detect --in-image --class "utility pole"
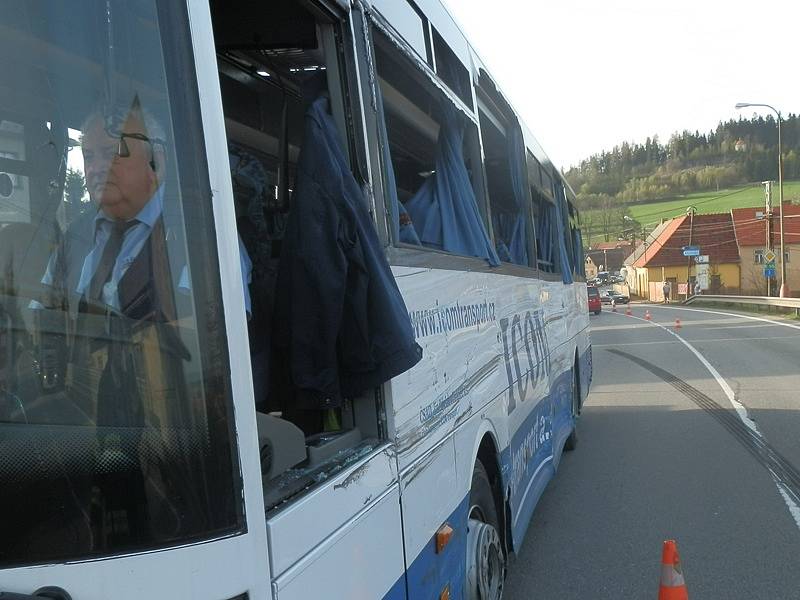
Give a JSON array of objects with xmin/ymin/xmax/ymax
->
[
  {"xmin": 778, "ymin": 113, "xmax": 787, "ymax": 297},
  {"xmin": 686, "ymin": 206, "xmax": 696, "ymax": 300},
  {"xmin": 736, "ymin": 102, "xmax": 788, "ymax": 296},
  {"xmin": 764, "ymin": 180, "xmax": 774, "ymax": 296}
]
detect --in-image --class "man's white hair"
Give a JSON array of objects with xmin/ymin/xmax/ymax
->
[{"xmin": 81, "ymin": 96, "xmax": 167, "ymax": 142}]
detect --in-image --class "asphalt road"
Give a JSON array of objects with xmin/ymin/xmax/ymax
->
[{"xmin": 504, "ymin": 304, "xmax": 800, "ymax": 599}]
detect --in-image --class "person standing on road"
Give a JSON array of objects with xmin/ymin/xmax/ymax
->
[
  {"xmin": 694, "ymin": 280, "xmax": 701, "ymax": 296},
  {"xmin": 662, "ymin": 281, "xmax": 671, "ymax": 304}
]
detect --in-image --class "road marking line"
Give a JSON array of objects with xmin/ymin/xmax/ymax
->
[
  {"xmin": 594, "ymin": 335, "xmax": 799, "ymax": 348},
  {"xmin": 611, "ymin": 311, "xmax": 800, "ymax": 531},
  {"xmin": 646, "ymin": 304, "xmax": 800, "ymax": 332}
]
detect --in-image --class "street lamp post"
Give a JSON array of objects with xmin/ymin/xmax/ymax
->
[
  {"xmin": 736, "ymin": 102, "xmax": 788, "ymax": 297},
  {"xmin": 686, "ymin": 206, "xmax": 696, "ymax": 299}
]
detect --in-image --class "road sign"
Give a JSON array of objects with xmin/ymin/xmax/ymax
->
[
  {"xmin": 682, "ymin": 246, "xmax": 700, "ymax": 257},
  {"xmin": 764, "ymin": 266, "xmax": 776, "ymax": 278},
  {"xmin": 695, "ymin": 255, "xmax": 709, "ymax": 264},
  {"xmin": 764, "ymin": 250, "xmax": 776, "ymax": 263}
]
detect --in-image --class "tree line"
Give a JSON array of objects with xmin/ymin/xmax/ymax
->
[{"xmin": 567, "ymin": 114, "xmax": 800, "ymax": 209}]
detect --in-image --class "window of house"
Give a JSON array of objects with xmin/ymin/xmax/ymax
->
[
  {"xmin": 754, "ymin": 249, "xmax": 765, "ymax": 264},
  {"xmin": 374, "ymin": 28, "xmax": 498, "ymax": 265}
]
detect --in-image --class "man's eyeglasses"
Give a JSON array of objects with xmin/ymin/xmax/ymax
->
[
  {"xmin": 117, "ymin": 132, "xmax": 155, "ymax": 159},
  {"xmin": 82, "ymin": 131, "xmax": 163, "ymax": 168}
]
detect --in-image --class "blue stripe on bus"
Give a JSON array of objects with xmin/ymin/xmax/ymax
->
[
  {"xmin": 381, "ymin": 495, "xmax": 469, "ymax": 600},
  {"xmin": 384, "ymin": 347, "xmax": 593, "ymax": 598},
  {"xmin": 500, "ymin": 364, "xmax": 575, "ymax": 550},
  {"xmin": 579, "ymin": 345, "xmax": 593, "ymax": 407},
  {"xmin": 381, "ymin": 573, "xmax": 407, "ymax": 600}
]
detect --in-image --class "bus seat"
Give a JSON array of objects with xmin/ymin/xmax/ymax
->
[{"xmin": 256, "ymin": 411, "xmax": 307, "ymax": 480}]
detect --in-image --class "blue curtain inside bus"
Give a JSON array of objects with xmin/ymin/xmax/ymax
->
[
  {"xmin": 504, "ymin": 123, "xmax": 529, "ymax": 265},
  {"xmin": 404, "ymin": 104, "xmax": 500, "ymax": 266},
  {"xmin": 375, "ymin": 82, "xmax": 422, "ymax": 246},
  {"xmin": 573, "ymin": 228, "xmax": 585, "ymax": 277},
  {"xmin": 553, "ymin": 186, "xmax": 574, "ymax": 284},
  {"xmin": 536, "ymin": 202, "xmax": 555, "ymax": 271}
]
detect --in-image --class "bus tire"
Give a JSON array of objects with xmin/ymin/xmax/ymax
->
[
  {"xmin": 564, "ymin": 365, "xmax": 579, "ymax": 452},
  {"xmin": 466, "ymin": 460, "xmax": 505, "ymax": 600}
]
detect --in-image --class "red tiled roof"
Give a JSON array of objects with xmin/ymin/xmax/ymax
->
[
  {"xmin": 629, "ymin": 213, "xmax": 740, "ymax": 268},
  {"xmin": 731, "ymin": 204, "xmax": 800, "ymax": 246},
  {"xmin": 627, "ymin": 217, "xmax": 683, "ymax": 267}
]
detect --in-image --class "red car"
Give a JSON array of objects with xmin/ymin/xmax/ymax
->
[{"xmin": 587, "ymin": 285, "xmax": 601, "ymax": 315}]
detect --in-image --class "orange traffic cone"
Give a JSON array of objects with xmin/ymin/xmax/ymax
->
[
  {"xmin": 612, "ymin": 304, "xmax": 618, "ymax": 312},
  {"xmin": 645, "ymin": 309, "xmax": 652, "ymax": 320},
  {"xmin": 625, "ymin": 306, "xmax": 632, "ymax": 316},
  {"xmin": 675, "ymin": 318, "xmax": 682, "ymax": 329},
  {"xmin": 658, "ymin": 540, "xmax": 688, "ymax": 600}
]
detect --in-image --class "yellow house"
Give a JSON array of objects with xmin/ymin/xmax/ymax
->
[
  {"xmin": 732, "ymin": 205, "xmax": 800, "ymax": 296},
  {"xmin": 624, "ymin": 213, "xmax": 741, "ymax": 300}
]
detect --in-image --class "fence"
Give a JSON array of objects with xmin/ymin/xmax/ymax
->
[{"xmin": 684, "ymin": 294, "xmax": 800, "ymax": 316}]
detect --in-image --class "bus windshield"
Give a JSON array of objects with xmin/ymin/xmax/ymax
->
[{"xmin": 0, "ymin": 0, "xmax": 243, "ymax": 567}]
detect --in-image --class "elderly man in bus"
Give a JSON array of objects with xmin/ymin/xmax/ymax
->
[
  {"xmin": 37, "ymin": 96, "xmax": 252, "ymax": 422},
  {"xmin": 28, "ymin": 96, "xmax": 256, "ymax": 545}
]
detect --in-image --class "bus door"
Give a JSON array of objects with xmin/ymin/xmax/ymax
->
[
  {"xmin": 209, "ymin": 1, "xmax": 405, "ymax": 598},
  {"xmin": 0, "ymin": 1, "xmax": 269, "ymax": 598}
]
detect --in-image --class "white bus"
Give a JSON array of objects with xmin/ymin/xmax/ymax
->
[{"xmin": 0, "ymin": 1, "xmax": 591, "ymax": 599}]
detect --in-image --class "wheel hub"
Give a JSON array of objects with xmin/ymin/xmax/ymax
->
[{"xmin": 466, "ymin": 517, "xmax": 505, "ymax": 600}]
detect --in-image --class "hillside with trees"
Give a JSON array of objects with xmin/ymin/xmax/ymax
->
[{"xmin": 566, "ymin": 114, "xmax": 800, "ymax": 242}]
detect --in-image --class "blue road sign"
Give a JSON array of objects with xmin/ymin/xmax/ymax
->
[
  {"xmin": 764, "ymin": 266, "xmax": 776, "ymax": 278},
  {"xmin": 682, "ymin": 246, "xmax": 700, "ymax": 257}
]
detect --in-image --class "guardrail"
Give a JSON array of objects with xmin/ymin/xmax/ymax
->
[{"xmin": 684, "ymin": 294, "xmax": 800, "ymax": 315}]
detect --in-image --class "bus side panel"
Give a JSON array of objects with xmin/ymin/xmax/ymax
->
[
  {"xmin": 271, "ymin": 485, "xmax": 406, "ymax": 600},
  {"xmin": 577, "ymin": 325, "xmax": 593, "ymax": 409},
  {"xmin": 550, "ymin": 362, "xmax": 576, "ymax": 468},
  {"xmin": 567, "ymin": 281, "xmax": 591, "ymax": 345},
  {"xmin": 399, "ymin": 437, "xmax": 467, "ymax": 600},
  {"xmin": 399, "ymin": 393, "xmax": 509, "ymax": 600},
  {"xmin": 500, "ymin": 279, "xmax": 583, "ymax": 550},
  {"xmin": 390, "ymin": 266, "xmax": 511, "ymax": 471}
]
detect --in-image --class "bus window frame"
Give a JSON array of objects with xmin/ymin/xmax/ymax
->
[
  {"xmin": 215, "ymin": 0, "xmax": 396, "ymax": 492},
  {"xmin": 372, "ymin": 11, "xmax": 539, "ymax": 279},
  {"xmin": 475, "ymin": 76, "xmax": 537, "ymax": 270}
]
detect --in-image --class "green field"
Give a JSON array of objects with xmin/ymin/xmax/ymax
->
[{"xmin": 627, "ymin": 181, "xmax": 800, "ymax": 225}]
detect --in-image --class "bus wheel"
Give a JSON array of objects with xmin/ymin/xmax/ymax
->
[
  {"xmin": 564, "ymin": 365, "xmax": 579, "ymax": 451},
  {"xmin": 466, "ymin": 460, "xmax": 505, "ymax": 600}
]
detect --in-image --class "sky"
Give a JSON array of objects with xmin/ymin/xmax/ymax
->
[{"xmin": 446, "ymin": 0, "xmax": 800, "ymax": 171}]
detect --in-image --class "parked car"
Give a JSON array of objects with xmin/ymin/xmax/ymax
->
[
  {"xmin": 600, "ymin": 290, "xmax": 630, "ymax": 304},
  {"xmin": 587, "ymin": 285, "xmax": 602, "ymax": 315}
]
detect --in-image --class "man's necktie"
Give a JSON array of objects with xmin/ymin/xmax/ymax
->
[{"xmin": 88, "ymin": 219, "xmax": 138, "ymax": 304}]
